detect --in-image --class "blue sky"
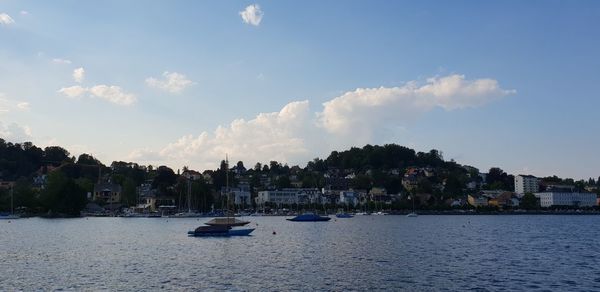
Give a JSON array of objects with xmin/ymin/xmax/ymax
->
[{"xmin": 1, "ymin": 1, "xmax": 599, "ymax": 179}]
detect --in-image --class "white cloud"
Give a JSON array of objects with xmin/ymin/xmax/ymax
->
[
  {"xmin": 129, "ymin": 101, "xmax": 313, "ymax": 169},
  {"xmin": 89, "ymin": 85, "xmax": 136, "ymax": 105},
  {"xmin": 0, "ymin": 13, "xmax": 15, "ymax": 25},
  {"xmin": 0, "ymin": 94, "xmax": 32, "ymax": 112},
  {"xmin": 73, "ymin": 67, "xmax": 85, "ymax": 83},
  {"xmin": 58, "ymin": 85, "xmax": 87, "ymax": 98},
  {"xmin": 0, "ymin": 122, "xmax": 32, "ymax": 142},
  {"xmin": 318, "ymin": 74, "xmax": 515, "ymax": 138},
  {"xmin": 239, "ymin": 4, "xmax": 263, "ymax": 26},
  {"xmin": 145, "ymin": 71, "xmax": 194, "ymax": 93},
  {"xmin": 52, "ymin": 58, "xmax": 72, "ymax": 65},
  {"xmin": 16, "ymin": 102, "xmax": 30, "ymax": 111},
  {"xmin": 127, "ymin": 74, "xmax": 514, "ymax": 170},
  {"xmin": 58, "ymin": 85, "xmax": 136, "ymax": 106},
  {"xmin": 20, "ymin": 11, "xmax": 29, "ymax": 16}
]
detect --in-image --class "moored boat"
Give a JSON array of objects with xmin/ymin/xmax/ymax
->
[
  {"xmin": 287, "ymin": 212, "xmax": 331, "ymax": 222},
  {"xmin": 335, "ymin": 213, "xmax": 354, "ymax": 218},
  {"xmin": 205, "ymin": 217, "xmax": 250, "ymax": 227},
  {"xmin": 187, "ymin": 225, "xmax": 255, "ymax": 237}
]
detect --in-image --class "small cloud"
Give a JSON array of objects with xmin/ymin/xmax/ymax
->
[
  {"xmin": 73, "ymin": 67, "xmax": 85, "ymax": 83},
  {"xmin": 20, "ymin": 11, "xmax": 29, "ymax": 16},
  {"xmin": 145, "ymin": 71, "xmax": 194, "ymax": 93},
  {"xmin": 52, "ymin": 58, "xmax": 72, "ymax": 65},
  {"xmin": 17, "ymin": 102, "xmax": 30, "ymax": 111},
  {"xmin": 239, "ymin": 4, "xmax": 263, "ymax": 26},
  {"xmin": 58, "ymin": 85, "xmax": 136, "ymax": 106},
  {"xmin": 0, "ymin": 94, "xmax": 31, "ymax": 112},
  {"xmin": 58, "ymin": 85, "xmax": 87, "ymax": 98},
  {"xmin": 0, "ymin": 13, "xmax": 15, "ymax": 25},
  {"xmin": 89, "ymin": 85, "xmax": 136, "ymax": 106},
  {"xmin": 0, "ymin": 121, "xmax": 32, "ymax": 142}
]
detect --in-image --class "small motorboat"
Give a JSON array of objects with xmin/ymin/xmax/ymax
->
[{"xmin": 287, "ymin": 212, "xmax": 331, "ymax": 222}]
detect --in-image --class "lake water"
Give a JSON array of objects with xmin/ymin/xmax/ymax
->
[{"xmin": 2, "ymin": 215, "xmax": 600, "ymax": 291}]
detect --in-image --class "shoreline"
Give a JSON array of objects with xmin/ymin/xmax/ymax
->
[{"xmin": 7, "ymin": 210, "xmax": 600, "ymax": 219}]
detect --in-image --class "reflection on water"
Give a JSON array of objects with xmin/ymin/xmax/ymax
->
[{"xmin": 2, "ymin": 215, "xmax": 600, "ymax": 290}]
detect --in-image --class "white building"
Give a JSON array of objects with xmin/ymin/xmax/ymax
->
[
  {"xmin": 255, "ymin": 188, "xmax": 321, "ymax": 206},
  {"xmin": 514, "ymin": 175, "xmax": 539, "ymax": 195},
  {"xmin": 534, "ymin": 192, "xmax": 597, "ymax": 207},
  {"xmin": 221, "ymin": 187, "xmax": 251, "ymax": 206},
  {"xmin": 339, "ymin": 191, "xmax": 359, "ymax": 207}
]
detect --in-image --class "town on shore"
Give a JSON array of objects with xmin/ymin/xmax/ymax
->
[{"xmin": 1, "ymin": 139, "xmax": 599, "ymax": 218}]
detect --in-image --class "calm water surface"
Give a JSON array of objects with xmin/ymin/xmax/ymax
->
[{"xmin": 2, "ymin": 215, "xmax": 600, "ymax": 291}]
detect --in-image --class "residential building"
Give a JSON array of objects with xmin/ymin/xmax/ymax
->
[
  {"xmin": 339, "ymin": 191, "xmax": 359, "ymax": 206},
  {"xmin": 221, "ymin": 186, "xmax": 251, "ymax": 206},
  {"xmin": 93, "ymin": 181, "xmax": 122, "ymax": 203},
  {"xmin": 255, "ymin": 188, "xmax": 321, "ymax": 206},
  {"xmin": 514, "ymin": 175, "xmax": 539, "ymax": 194},
  {"xmin": 0, "ymin": 181, "xmax": 15, "ymax": 190},
  {"xmin": 488, "ymin": 192, "xmax": 519, "ymax": 208},
  {"xmin": 369, "ymin": 187, "xmax": 390, "ymax": 203},
  {"xmin": 534, "ymin": 192, "xmax": 597, "ymax": 207},
  {"xmin": 181, "ymin": 170, "xmax": 202, "ymax": 181},
  {"xmin": 468, "ymin": 194, "xmax": 489, "ymax": 207}
]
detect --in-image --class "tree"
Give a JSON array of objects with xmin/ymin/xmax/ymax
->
[
  {"xmin": 220, "ymin": 160, "xmax": 228, "ymax": 171},
  {"xmin": 236, "ymin": 161, "xmax": 245, "ymax": 169},
  {"xmin": 41, "ymin": 171, "xmax": 87, "ymax": 216},
  {"xmin": 269, "ymin": 161, "xmax": 281, "ymax": 174},
  {"xmin": 521, "ymin": 193, "xmax": 538, "ymax": 210},
  {"xmin": 44, "ymin": 146, "xmax": 70, "ymax": 164},
  {"xmin": 76, "ymin": 153, "xmax": 102, "ymax": 166},
  {"xmin": 121, "ymin": 178, "xmax": 137, "ymax": 206},
  {"xmin": 275, "ymin": 176, "xmax": 291, "ymax": 189},
  {"xmin": 152, "ymin": 166, "xmax": 177, "ymax": 194}
]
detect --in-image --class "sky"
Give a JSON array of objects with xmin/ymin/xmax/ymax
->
[{"xmin": 1, "ymin": 1, "xmax": 599, "ymax": 180}]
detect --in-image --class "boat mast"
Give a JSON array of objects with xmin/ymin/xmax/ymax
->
[
  {"xmin": 225, "ymin": 154, "xmax": 230, "ymax": 220},
  {"xmin": 10, "ymin": 186, "xmax": 14, "ymax": 215},
  {"xmin": 187, "ymin": 178, "xmax": 192, "ymax": 213}
]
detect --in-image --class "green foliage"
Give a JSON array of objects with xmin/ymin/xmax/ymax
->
[
  {"xmin": 152, "ymin": 166, "xmax": 177, "ymax": 194},
  {"xmin": 75, "ymin": 177, "xmax": 94, "ymax": 193},
  {"xmin": 76, "ymin": 153, "xmax": 102, "ymax": 166},
  {"xmin": 275, "ymin": 175, "xmax": 291, "ymax": 189},
  {"xmin": 41, "ymin": 171, "xmax": 87, "ymax": 216},
  {"xmin": 350, "ymin": 174, "xmax": 372, "ymax": 190},
  {"xmin": 485, "ymin": 167, "xmax": 514, "ymax": 190},
  {"xmin": 121, "ymin": 178, "xmax": 137, "ymax": 206},
  {"xmin": 521, "ymin": 193, "xmax": 538, "ymax": 210},
  {"xmin": 13, "ymin": 178, "xmax": 39, "ymax": 209},
  {"xmin": 43, "ymin": 146, "xmax": 71, "ymax": 164}
]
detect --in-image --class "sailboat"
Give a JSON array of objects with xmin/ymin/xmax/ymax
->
[
  {"xmin": 188, "ymin": 155, "xmax": 254, "ymax": 236},
  {"xmin": 0, "ymin": 187, "xmax": 20, "ymax": 220},
  {"xmin": 406, "ymin": 195, "xmax": 418, "ymax": 217},
  {"xmin": 174, "ymin": 179, "xmax": 203, "ymax": 217}
]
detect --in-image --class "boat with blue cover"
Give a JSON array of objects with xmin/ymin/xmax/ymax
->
[
  {"xmin": 287, "ymin": 212, "xmax": 331, "ymax": 222},
  {"xmin": 187, "ymin": 225, "xmax": 255, "ymax": 237}
]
